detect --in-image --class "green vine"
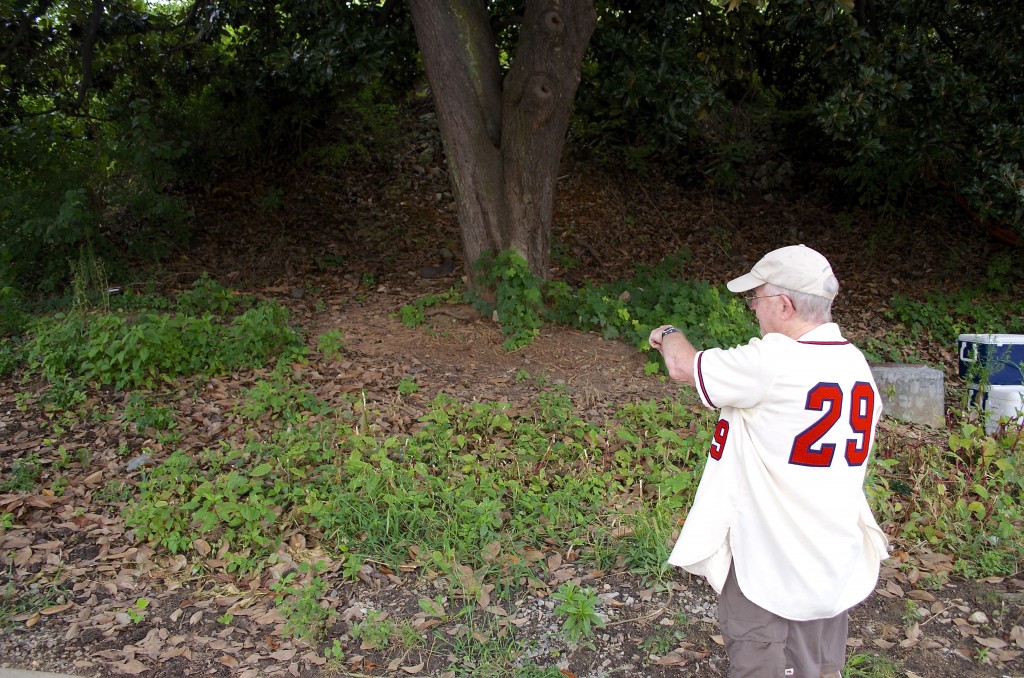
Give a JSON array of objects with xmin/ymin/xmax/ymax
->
[{"xmin": 468, "ymin": 250, "xmax": 544, "ymax": 351}]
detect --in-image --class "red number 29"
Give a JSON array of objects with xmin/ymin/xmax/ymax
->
[{"xmin": 790, "ymin": 382, "xmax": 875, "ymax": 467}]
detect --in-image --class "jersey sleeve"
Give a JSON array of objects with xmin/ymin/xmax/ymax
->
[{"xmin": 693, "ymin": 338, "xmax": 774, "ymax": 410}]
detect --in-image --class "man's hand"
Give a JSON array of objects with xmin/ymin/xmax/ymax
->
[
  {"xmin": 650, "ymin": 324, "xmax": 697, "ymax": 387},
  {"xmin": 649, "ymin": 325, "xmax": 676, "ymax": 352}
]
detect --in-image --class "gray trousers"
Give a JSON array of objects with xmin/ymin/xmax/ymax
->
[{"xmin": 718, "ymin": 564, "xmax": 848, "ymax": 678}]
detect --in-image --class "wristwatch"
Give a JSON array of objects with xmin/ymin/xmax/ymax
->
[{"xmin": 661, "ymin": 327, "xmax": 679, "ymax": 339}]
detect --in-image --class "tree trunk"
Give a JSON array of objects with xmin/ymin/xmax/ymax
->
[{"xmin": 408, "ymin": 0, "xmax": 596, "ymax": 281}]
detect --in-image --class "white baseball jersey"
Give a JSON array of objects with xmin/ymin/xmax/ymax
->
[{"xmin": 667, "ymin": 323, "xmax": 888, "ymax": 621}]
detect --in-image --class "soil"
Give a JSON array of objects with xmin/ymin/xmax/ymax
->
[{"xmin": 3, "ymin": 130, "xmax": 1024, "ymax": 678}]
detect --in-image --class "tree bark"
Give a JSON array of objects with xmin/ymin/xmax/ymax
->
[
  {"xmin": 503, "ymin": 1, "xmax": 595, "ymax": 277},
  {"xmin": 408, "ymin": 0, "xmax": 596, "ymax": 281}
]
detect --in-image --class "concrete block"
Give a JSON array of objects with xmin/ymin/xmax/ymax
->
[{"xmin": 870, "ymin": 363, "xmax": 945, "ymax": 428}]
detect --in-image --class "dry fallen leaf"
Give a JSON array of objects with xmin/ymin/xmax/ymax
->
[
  {"xmin": 1010, "ymin": 625, "xmax": 1024, "ymax": 648},
  {"xmin": 885, "ymin": 580, "xmax": 905, "ymax": 598},
  {"xmin": 40, "ymin": 603, "xmax": 73, "ymax": 615},
  {"xmin": 654, "ymin": 652, "xmax": 688, "ymax": 666},
  {"xmin": 976, "ymin": 636, "xmax": 1008, "ymax": 649},
  {"xmin": 13, "ymin": 546, "xmax": 32, "ymax": 567},
  {"xmin": 522, "ymin": 549, "xmax": 544, "ymax": 562},
  {"xmin": 953, "ymin": 618, "xmax": 979, "ymax": 636},
  {"xmin": 111, "ymin": 659, "xmax": 148, "ymax": 675},
  {"xmin": 482, "ymin": 540, "xmax": 501, "ymax": 563}
]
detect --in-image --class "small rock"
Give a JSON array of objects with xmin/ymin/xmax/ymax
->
[
  {"xmin": 969, "ymin": 611, "xmax": 989, "ymax": 624},
  {"xmin": 127, "ymin": 453, "xmax": 155, "ymax": 472}
]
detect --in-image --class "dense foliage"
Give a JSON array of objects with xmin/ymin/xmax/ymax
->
[
  {"xmin": 1, "ymin": 0, "xmax": 417, "ymax": 297},
  {"xmin": 1, "ymin": 0, "xmax": 1022, "ymax": 300}
]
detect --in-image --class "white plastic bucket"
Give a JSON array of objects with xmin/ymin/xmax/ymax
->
[{"xmin": 967, "ymin": 383, "xmax": 1024, "ymax": 435}]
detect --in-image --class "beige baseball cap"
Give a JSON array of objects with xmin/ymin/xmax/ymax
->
[{"xmin": 726, "ymin": 244, "xmax": 839, "ymax": 300}]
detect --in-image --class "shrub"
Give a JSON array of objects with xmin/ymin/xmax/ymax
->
[{"xmin": 25, "ymin": 291, "xmax": 300, "ymax": 390}]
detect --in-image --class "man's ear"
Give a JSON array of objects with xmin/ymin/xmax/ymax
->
[{"xmin": 780, "ymin": 295, "xmax": 797, "ymax": 319}]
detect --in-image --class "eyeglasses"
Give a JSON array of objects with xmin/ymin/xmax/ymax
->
[{"xmin": 744, "ymin": 293, "xmax": 785, "ymax": 309}]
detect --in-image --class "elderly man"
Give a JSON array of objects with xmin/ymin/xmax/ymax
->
[{"xmin": 649, "ymin": 244, "xmax": 888, "ymax": 678}]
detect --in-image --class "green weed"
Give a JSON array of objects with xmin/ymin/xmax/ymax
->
[
  {"xmin": 640, "ymin": 620, "xmax": 688, "ymax": 655},
  {"xmin": 0, "ymin": 284, "xmax": 28, "ymax": 336},
  {"xmin": 350, "ymin": 609, "xmax": 395, "ymax": 650},
  {"xmin": 843, "ymin": 651, "xmax": 900, "ymax": 678},
  {"xmin": 513, "ymin": 665, "xmax": 566, "ymax": 678},
  {"xmin": 122, "ymin": 392, "xmax": 177, "ymax": 432},
  {"xmin": 25, "ymin": 290, "xmax": 300, "ymax": 392},
  {"xmin": 0, "ymin": 338, "xmax": 24, "ymax": 377},
  {"xmin": 900, "ymin": 599, "xmax": 921, "ymax": 625},
  {"xmin": 69, "ymin": 245, "xmax": 111, "ymax": 311},
  {"xmin": 397, "ymin": 377, "xmax": 419, "ymax": 395},
  {"xmin": 95, "ymin": 480, "xmax": 134, "ymax": 504},
  {"xmin": 237, "ymin": 367, "xmax": 330, "ymax": 423},
  {"xmin": 40, "ymin": 378, "xmax": 88, "ymax": 412},
  {"xmin": 400, "ymin": 286, "xmax": 464, "ymax": 329},
  {"xmin": 614, "ymin": 502, "xmax": 675, "ymax": 583},
  {"xmin": 0, "ymin": 571, "xmax": 68, "ymax": 630},
  {"xmin": 400, "ymin": 303, "xmax": 425, "ymax": 327},
  {"xmin": 124, "ymin": 598, "xmax": 150, "ymax": 623},
  {"xmin": 868, "ymin": 419, "xmax": 1024, "ymax": 578},
  {"xmin": 174, "ymin": 274, "xmax": 246, "ymax": 316},
  {"xmin": 469, "ymin": 250, "xmax": 544, "ymax": 351},
  {"xmin": 551, "ymin": 581, "xmax": 606, "ymax": 643},
  {"xmin": 444, "ymin": 613, "xmax": 528, "ymax": 677},
  {"xmin": 315, "ymin": 329, "xmax": 346, "ymax": 359},
  {"xmin": 1, "ymin": 455, "xmax": 41, "ymax": 492},
  {"xmin": 545, "ymin": 252, "xmax": 758, "ymax": 356},
  {"xmin": 323, "ymin": 638, "xmax": 345, "ymax": 663},
  {"xmin": 272, "ymin": 563, "xmax": 337, "ymax": 642}
]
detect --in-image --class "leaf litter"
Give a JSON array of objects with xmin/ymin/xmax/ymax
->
[{"xmin": 3, "ymin": 160, "xmax": 1024, "ymax": 676}]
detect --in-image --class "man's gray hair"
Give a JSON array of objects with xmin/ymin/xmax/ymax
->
[{"xmin": 765, "ymin": 280, "xmax": 836, "ymax": 323}]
